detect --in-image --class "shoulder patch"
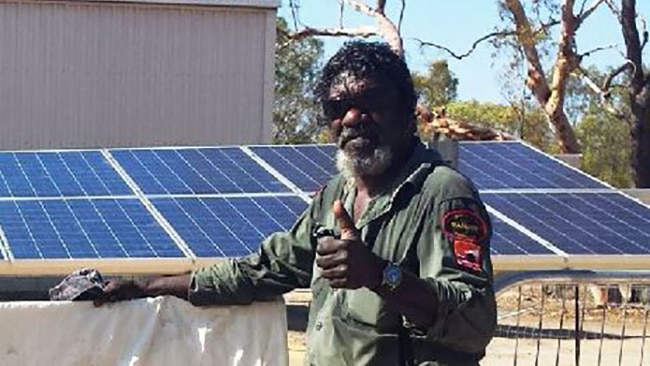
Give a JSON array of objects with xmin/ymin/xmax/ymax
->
[
  {"xmin": 441, "ymin": 209, "xmax": 488, "ymax": 242},
  {"xmin": 453, "ymin": 239, "xmax": 482, "ymax": 272}
]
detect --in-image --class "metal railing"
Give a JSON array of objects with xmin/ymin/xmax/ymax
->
[{"xmin": 484, "ymin": 270, "xmax": 650, "ymax": 366}]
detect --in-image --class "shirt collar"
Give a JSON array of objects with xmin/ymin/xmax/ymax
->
[{"xmin": 342, "ymin": 139, "xmax": 444, "ymax": 227}]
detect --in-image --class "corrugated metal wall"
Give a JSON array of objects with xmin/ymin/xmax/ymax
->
[{"xmin": 0, "ymin": 0, "xmax": 275, "ymax": 149}]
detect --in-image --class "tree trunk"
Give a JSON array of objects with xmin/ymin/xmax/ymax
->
[
  {"xmin": 544, "ymin": 105, "xmax": 581, "ymax": 153},
  {"xmin": 545, "ymin": 0, "xmax": 581, "ymax": 153},
  {"xmin": 527, "ymin": 75, "xmax": 581, "ymax": 153},
  {"xmin": 629, "ymin": 81, "xmax": 650, "ymax": 187},
  {"xmin": 621, "ymin": 0, "xmax": 650, "ymax": 187},
  {"xmin": 505, "ymin": 0, "xmax": 581, "ymax": 154}
]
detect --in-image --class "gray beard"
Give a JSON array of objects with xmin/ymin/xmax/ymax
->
[{"xmin": 336, "ymin": 145, "xmax": 393, "ymax": 180}]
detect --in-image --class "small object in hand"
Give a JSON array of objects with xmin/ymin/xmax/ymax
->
[
  {"xmin": 312, "ymin": 225, "xmax": 340, "ymax": 240},
  {"xmin": 49, "ymin": 268, "xmax": 107, "ymax": 301}
]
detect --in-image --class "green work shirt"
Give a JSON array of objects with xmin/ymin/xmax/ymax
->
[{"xmin": 188, "ymin": 142, "xmax": 496, "ymax": 366}]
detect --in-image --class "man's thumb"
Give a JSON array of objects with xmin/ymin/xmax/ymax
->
[{"xmin": 333, "ymin": 200, "xmax": 359, "ymax": 240}]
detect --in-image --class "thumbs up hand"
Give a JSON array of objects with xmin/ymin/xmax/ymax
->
[
  {"xmin": 333, "ymin": 199, "xmax": 360, "ymax": 241},
  {"xmin": 316, "ymin": 200, "xmax": 384, "ymax": 289}
]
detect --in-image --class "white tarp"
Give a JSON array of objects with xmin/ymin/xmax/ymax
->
[{"xmin": 0, "ymin": 296, "xmax": 288, "ymax": 366}]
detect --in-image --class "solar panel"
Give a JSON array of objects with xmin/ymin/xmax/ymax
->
[
  {"xmin": 249, "ymin": 145, "xmax": 337, "ymax": 193},
  {"xmin": 490, "ymin": 215, "xmax": 553, "ymax": 255},
  {"xmin": 110, "ymin": 148, "xmax": 291, "ymax": 195},
  {"xmin": 0, "ymin": 141, "xmax": 645, "ymax": 275},
  {"xmin": 459, "ymin": 142, "xmax": 607, "ymax": 190},
  {"xmin": 0, "ymin": 151, "xmax": 132, "ymax": 197},
  {"xmin": 152, "ymin": 195, "xmax": 308, "ymax": 258},
  {"xmin": 483, "ymin": 192, "xmax": 650, "ymax": 255},
  {"xmin": 0, "ymin": 198, "xmax": 182, "ymax": 259}
]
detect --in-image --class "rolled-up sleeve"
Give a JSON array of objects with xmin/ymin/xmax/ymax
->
[
  {"xmin": 188, "ymin": 202, "xmax": 318, "ymax": 306},
  {"xmin": 416, "ymin": 194, "xmax": 497, "ymax": 354}
]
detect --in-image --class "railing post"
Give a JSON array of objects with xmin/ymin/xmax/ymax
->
[{"xmin": 575, "ymin": 285, "xmax": 580, "ymax": 366}]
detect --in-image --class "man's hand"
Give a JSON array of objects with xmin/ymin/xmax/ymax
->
[
  {"xmin": 93, "ymin": 279, "xmax": 147, "ymax": 306},
  {"xmin": 315, "ymin": 200, "xmax": 384, "ymax": 289}
]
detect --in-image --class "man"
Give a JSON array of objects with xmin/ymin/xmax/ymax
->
[{"xmin": 100, "ymin": 41, "xmax": 496, "ymax": 365}]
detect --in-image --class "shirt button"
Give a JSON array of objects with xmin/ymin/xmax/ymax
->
[{"xmin": 315, "ymin": 322, "xmax": 322, "ymax": 331}]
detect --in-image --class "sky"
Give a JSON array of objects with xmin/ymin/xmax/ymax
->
[{"xmin": 278, "ymin": 1, "xmax": 650, "ymax": 104}]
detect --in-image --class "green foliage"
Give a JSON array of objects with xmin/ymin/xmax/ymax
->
[
  {"xmin": 273, "ymin": 18, "xmax": 325, "ymax": 144},
  {"xmin": 410, "ymin": 57, "xmax": 555, "ymax": 152},
  {"xmin": 565, "ymin": 66, "xmax": 632, "ymax": 187},
  {"xmin": 412, "ymin": 60, "xmax": 458, "ymax": 109},
  {"xmin": 564, "ymin": 66, "xmax": 627, "ymax": 124},
  {"xmin": 576, "ymin": 109, "xmax": 632, "ymax": 188},
  {"xmin": 445, "ymin": 100, "xmax": 554, "ymax": 151}
]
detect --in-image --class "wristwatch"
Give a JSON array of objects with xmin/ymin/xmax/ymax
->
[{"xmin": 381, "ymin": 262, "xmax": 403, "ymax": 291}]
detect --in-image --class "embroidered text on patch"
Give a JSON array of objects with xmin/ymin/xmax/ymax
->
[{"xmin": 441, "ymin": 209, "xmax": 488, "ymax": 241}]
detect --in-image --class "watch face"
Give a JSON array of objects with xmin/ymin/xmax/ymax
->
[{"xmin": 384, "ymin": 263, "xmax": 402, "ymax": 287}]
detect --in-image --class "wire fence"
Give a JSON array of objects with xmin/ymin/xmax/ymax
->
[{"xmin": 484, "ymin": 270, "xmax": 650, "ymax": 366}]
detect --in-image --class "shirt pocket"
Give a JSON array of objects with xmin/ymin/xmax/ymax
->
[{"xmin": 343, "ymin": 288, "xmax": 400, "ymax": 332}]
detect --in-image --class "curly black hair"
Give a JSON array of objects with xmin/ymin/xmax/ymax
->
[{"xmin": 315, "ymin": 41, "xmax": 417, "ymax": 124}]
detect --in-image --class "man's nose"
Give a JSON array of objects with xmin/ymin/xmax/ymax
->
[{"xmin": 340, "ymin": 107, "xmax": 365, "ymax": 128}]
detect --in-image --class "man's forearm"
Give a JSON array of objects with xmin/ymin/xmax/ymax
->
[{"xmin": 144, "ymin": 274, "xmax": 192, "ymax": 300}]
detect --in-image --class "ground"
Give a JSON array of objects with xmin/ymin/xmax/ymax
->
[{"xmin": 284, "ymin": 287, "xmax": 650, "ymax": 365}]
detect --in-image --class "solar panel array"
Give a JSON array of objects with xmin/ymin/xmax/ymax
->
[
  {"xmin": 0, "ymin": 141, "xmax": 648, "ymax": 274},
  {"xmin": 0, "ymin": 147, "xmax": 316, "ymax": 270},
  {"xmin": 461, "ymin": 143, "xmax": 650, "ymax": 261}
]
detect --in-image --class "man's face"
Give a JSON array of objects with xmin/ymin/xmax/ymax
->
[{"xmin": 324, "ymin": 73, "xmax": 411, "ymax": 177}]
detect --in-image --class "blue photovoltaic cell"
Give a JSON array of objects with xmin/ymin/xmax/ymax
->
[
  {"xmin": 0, "ymin": 151, "xmax": 132, "ymax": 197},
  {"xmin": 0, "ymin": 199, "xmax": 183, "ymax": 259},
  {"xmin": 459, "ymin": 142, "xmax": 607, "ymax": 190},
  {"xmin": 153, "ymin": 196, "xmax": 308, "ymax": 258},
  {"xmin": 483, "ymin": 193, "xmax": 650, "ymax": 255},
  {"xmin": 490, "ymin": 215, "xmax": 552, "ymax": 255},
  {"xmin": 250, "ymin": 145, "xmax": 337, "ymax": 193},
  {"xmin": 111, "ymin": 148, "xmax": 290, "ymax": 195}
]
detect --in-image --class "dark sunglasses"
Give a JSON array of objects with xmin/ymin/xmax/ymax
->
[{"xmin": 322, "ymin": 91, "xmax": 395, "ymax": 121}]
